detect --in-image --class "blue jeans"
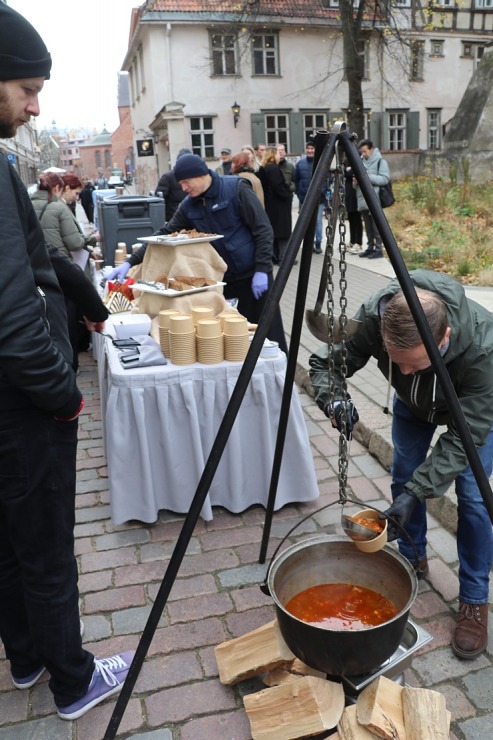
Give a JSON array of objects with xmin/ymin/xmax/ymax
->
[
  {"xmin": 315, "ymin": 203, "xmax": 324, "ymax": 246},
  {"xmin": 391, "ymin": 396, "xmax": 493, "ymax": 603},
  {"xmin": 0, "ymin": 415, "xmax": 94, "ymax": 706}
]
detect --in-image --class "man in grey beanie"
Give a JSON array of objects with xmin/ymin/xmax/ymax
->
[{"xmin": 0, "ymin": 1, "xmax": 133, "ymax": 720}]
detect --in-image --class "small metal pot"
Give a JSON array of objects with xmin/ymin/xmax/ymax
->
[{"xmin": 268, "ymin": 535, "xmax": 418, "ymax": 676}]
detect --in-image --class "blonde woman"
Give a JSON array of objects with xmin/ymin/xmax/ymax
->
[{"xmin": 257, "ymin": 147, "xmax": 293, "ymax": 264}]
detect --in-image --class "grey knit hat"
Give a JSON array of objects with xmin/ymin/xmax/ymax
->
[{"xmin": 0, "ymin": 2, "xmax": 52, "ymax": 81}]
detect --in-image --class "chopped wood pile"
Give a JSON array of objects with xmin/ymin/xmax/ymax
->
[{"xmin": 214, "ymin": 619, "xmax": 450, "ymax": 739}]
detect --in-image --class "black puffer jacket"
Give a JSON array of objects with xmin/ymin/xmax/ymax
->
[{"xmin": 0, "ymin": 154, "xmax": 81, "ymax": 418}]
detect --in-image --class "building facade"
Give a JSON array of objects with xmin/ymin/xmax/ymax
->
[{"xmin": 121, "ymin": 0, "xmax": 493, "ymax": 189}]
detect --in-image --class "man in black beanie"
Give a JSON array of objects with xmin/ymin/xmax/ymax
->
[{"xmin": 0, "ymin": 1, "xmax": 133, "ymax": 721}]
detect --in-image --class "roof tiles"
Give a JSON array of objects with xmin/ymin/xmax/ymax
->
[{"xmin": 145, "ymin": 0, "xmax": 335, "ymax": 20}]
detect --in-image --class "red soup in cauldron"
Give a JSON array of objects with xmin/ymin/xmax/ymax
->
[{"xmin": 285, "ymin": 583, "xmax": 399, "ymax": 630}]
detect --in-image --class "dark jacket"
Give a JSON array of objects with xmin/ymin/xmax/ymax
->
[
  {"xmin": 343, "ymin": 162, "xmax": 358, "ymax": 214},
  {"xmin": 279, "ymin": 158, "xmax": 296, "ymax": 193},
  {"xmin": 167, "ymin": 172, "xmax": 273, "ymax": 280},
  {"xmin": 257, "ymin": 163, "xmax": 292, "ymax": 238},
  {"xmin": 309, "ymin": 269, "xmax": 493, "ymax": 502},
  {"xmin": 294, "ymin": 155, "xmax": 326, "ymax": 205},
  {"xmin": 48, "ymin": 246, "xmax": 108, "ymax": 324},
  {"xmin": 156, "ymin": 170, "xmax": 187, "ymax": 221},
  {"xmin": 0, "ymin": 154, "xmax": 81, "ymax": 418}
]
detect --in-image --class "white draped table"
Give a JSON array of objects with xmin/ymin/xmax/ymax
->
[{"xmin": 94, "ymin": 329, "xmax": 319, "ymax": 524}]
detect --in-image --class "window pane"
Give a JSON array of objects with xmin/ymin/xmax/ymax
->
[
  {"xmin": 190, "ymin": 118, "xmax": 200, "ymax": 131},
  {"xmin": 203, "ymin": 117, "xmax": 213, "ymax": 129}
]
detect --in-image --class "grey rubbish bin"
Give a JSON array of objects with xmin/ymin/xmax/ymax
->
[{"xmin": 99, "ymin": 194, "xmax": 165, "ymax": 265}]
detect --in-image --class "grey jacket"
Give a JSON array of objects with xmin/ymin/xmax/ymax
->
[
  {"xmin": 31, "ymin": 191, "xmax": 95, "ymax": 275},
  {"xmin": 309, "ymin": 270, "xmax": 493, "ymax": 502},
  {"xmin": 355, "ymin": 147, "xmax": 390, "ymax": 211}
]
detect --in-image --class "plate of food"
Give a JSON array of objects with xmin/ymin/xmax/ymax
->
[
  {"xmin": 133, "ymin": 276, "xmax": 226, "ymax": 297},
  {"xmin": 137, "ymin": 229, "xmax": 223, "ymax": 246}
]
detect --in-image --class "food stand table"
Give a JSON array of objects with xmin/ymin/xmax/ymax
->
[{"xmin": 93, "ymin": 329, "xmax": 319, "ymax": 525}]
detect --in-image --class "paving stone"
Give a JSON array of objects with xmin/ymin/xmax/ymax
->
[
  {"xmin": 217, "ymin": 563, "xmax": 268, "ymax": 589},
  {"xmin": 84, "ymin": 585, "xmax": 146, "ymax": 614},
  {"xmin": 167, "ymin": 592, "xmax": 233, "ymax": 625},
  {"xmin": 179, "ymin": 709, "xmax": 253, "ymax": 740},
  {"xmin": 427, "ymin": 558, "xmax": 460, "ymax": 603},
  {"xmin": 94, "ymin": 529, "xmax": 151, "ymax": 550},
  {"xmin": 0, "ymin": 689, "xmax": 28, "ymax": 725},
  {"xmin": 198, "ymin": 525, "xmax": 263, "ymax": 551},
  {"xmin": 413, "ymin": 646, "xmax": 490, "ymax": 683},
  {"xmin": 131, "ymin": 730, "xmax": 173, "ymax": 739},
  {"xmin": 0, "ymin": 715, "xmax": 71, "ymax": 739},
  {"xmin": 145, "ymin": 680, "xmax": 237, "ymax": 726},
  {"xmin": 427, "ymin": 526, "xmax": 459, "ymax": 564},
  {"xmin": 135, "ymin": 652, "xmax": 203, "ymax": 692},
  {"xmin": 112, "ymin": 604, "xmax": 166, "ymax": 635},
  {"xmin": 80, "ymin": 614, "xmax": 112, "ymax": 641},
  {"xmin": 458, "ymin": 714, "xmax": 493, "ymax": 738},
  {"xmin": 462, "ymin": 666, "xmax": 493, "ymax": 709}
]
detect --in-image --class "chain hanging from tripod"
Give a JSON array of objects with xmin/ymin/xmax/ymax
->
[{"xmin": 324, "ymin": 140, "xmax": 351, "ymax": 506}]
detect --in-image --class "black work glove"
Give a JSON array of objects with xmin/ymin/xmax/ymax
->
[
  {"xmin": 325, "ymin": 399, "xmax": 359, "ymax": 440},
  {"xmin": 379, "ymin": 488, "xmax": 419, "ymax": 541}
]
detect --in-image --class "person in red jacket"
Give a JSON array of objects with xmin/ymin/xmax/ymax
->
[{"xmin": 0, "ymin": 3, "xmax": 133, "ymax": 721}]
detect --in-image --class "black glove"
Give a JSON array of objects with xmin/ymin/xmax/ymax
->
[
  {"xmin": 325, "ymin": 399, "xmax": 359, "ymax": 440},
  {"xmin": 379, "ymin": 488, "xmax": 419, "ymax": 541}
]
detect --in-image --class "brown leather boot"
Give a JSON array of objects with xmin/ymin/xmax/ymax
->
[{"xmin": 452, "ymin": 602, "xmax": 489, "ymax": 659}]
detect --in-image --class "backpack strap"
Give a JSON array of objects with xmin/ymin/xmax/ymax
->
[{"xmin": 37, "ymin": 200, "xmax": 51, "ymax": 223}]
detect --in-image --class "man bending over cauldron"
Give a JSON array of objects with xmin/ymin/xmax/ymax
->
[{"xmin": 309, "ymin": 269, "xmax": 493, "ymax": 661}]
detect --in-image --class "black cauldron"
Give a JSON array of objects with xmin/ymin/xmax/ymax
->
[{"xmin": 267, "ymin": 535, "xmax": 418, "ymax": 676}]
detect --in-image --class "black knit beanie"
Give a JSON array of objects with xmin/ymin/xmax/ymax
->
[{"xmin": 0, "ymin": 2, "xmax": 52, "ymax": 81}]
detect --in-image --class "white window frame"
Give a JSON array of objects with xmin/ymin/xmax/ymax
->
[
  {"xmin": 427, "ymin": 109, "xmax": 441, "ymax": 150},
  {"xmin": 264, "ymin": 113, "xmax": 290, "ymax": 149},
  {"xmin": 302, "ymin": 112, "xmax": 329, "ymax": 141},
  {"xmin": 434, "ymin": 0, "xmax": 453, "ymax": 6},
  {"xmin": 252, "ymin": 32, "xmax": 279, "ymax": 76},
  {"xmin": 476, "ymin": 0, "xmax": 493, "ymax": 7},
  {"xmin": 388, "ymin": 111, "xmax": 407, "ymax": 151},
  {"xmin": 189, "ymin": 116, "xmax": 215, "ymax": 159},
  {"xmin": 210, "ymin": 32, "xmax": 238, "ymax": 76}
]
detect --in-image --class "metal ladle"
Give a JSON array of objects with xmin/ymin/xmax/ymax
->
[{"xmin": 341, "ymin": 512, "xmax": 380, "ymax": 542}]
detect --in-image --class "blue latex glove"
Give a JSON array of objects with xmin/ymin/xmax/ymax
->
[
  {"xmin": 251, "ymin": 271, "xmax": 269, "ymax": 300},
  {"xmin": 107, "ymin": 262, "xmax": 131, "ymax": 282}
]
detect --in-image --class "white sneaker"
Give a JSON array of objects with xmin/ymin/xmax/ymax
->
[{"xmin": 346, "ymin": 243, "xmax": 362, "ymax": 254}]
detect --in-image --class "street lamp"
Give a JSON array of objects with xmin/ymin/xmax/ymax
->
[{"xmin": 231, "ymin": 101, "xmax": 241, "ymax": 128}]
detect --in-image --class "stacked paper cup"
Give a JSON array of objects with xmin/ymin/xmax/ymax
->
[
  {"xmin": 114, "ymin": 249, "xmax": 125, "ymax": 265},
  {"xmin": 223, "ymin": 316, "xmax": 250, "ymax": 362},
  {"xmin": 191, "ymin": 305, "xmax": 214, "ymax": 326},
  {"xmin": 169, "ymin": 314, "xmax": 196, "ymax": 365},
  {"xmin": 158, "ymin": 309, "xmax": 180, "ymax": 358},
  {"xmin": 196, "ymin": 319, "xmax": 224, "ymax": 364}
]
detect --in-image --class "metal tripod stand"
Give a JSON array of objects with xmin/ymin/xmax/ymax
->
[{"xmin": 104, "ymin": 124, "xmax": 493, "ymax": 738}]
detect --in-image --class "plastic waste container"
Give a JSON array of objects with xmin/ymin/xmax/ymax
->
[{"xmin": 98, "ymin": 194, "xmax": 165, "ymax": 265}]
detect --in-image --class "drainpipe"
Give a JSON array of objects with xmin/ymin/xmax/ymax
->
[{"xmin": 166, "ymin": 23, "xmax": 174, "ymax": 101}]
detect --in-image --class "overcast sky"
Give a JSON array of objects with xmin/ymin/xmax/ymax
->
[{"xmin": 9, "ymin": 0, "xmax": 141, "ymax": 133}]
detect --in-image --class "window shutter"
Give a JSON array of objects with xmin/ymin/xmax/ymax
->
[
  {"xmin": 289, "ymin": 112, "xmax": 304, "ymax": 154},
  {"xmin": 407, "ymin": 111, "xmax": 420, "ymax": 149},
  {"xmin": 250, "ymin": 113, "xmax": 266, "ymax": 147},
  {"xmin": 369, "ymin": 112, "xmax": 383, "ymax": 149}
]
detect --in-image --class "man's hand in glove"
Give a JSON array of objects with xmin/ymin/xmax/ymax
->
[
  {"xmin": 107, "ymin": 262, "xmax": 131, "ymax": 282},
  {"xmin": 379, "ymin": 488, "xmax": 419, "ymax": 541},
  {"xmin": 251, "ymin": 271, "xmax": 269, "ymax": 300},
  {"xmin": 324, "ymin": 399, "xmax": 359, "ymax": 440}
]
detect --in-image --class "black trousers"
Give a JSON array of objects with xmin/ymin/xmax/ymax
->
[
  {"xmin": 361, "ymin": 209, "xmax": 382, "ymax": 251},
  {"xmin": 224, "ymin": 272, "xmax": 288, "ymax": 355},
  {"xmin": 0, "ymin": 415, "xmax": 94, "ymax": 706}
]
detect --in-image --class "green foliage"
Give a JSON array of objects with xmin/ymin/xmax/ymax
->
[{"xmin": 385, "ymin": 177, "xmax": 493, "ymax": 284}]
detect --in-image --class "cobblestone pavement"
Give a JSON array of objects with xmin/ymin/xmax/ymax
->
[{"xmin": 1, "ymin": 216, "xmax": 493, "ymax": 738}]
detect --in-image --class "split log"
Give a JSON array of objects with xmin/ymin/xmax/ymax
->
[
  {"xmin": 214, "ymin": 619, "xmax": 295, "ymax": 685},
  {"xmin": 244, "ymin": 675, "xmax": 345, "ymax": 740},
  {"xmin": 401, "ymin": 686, "xmax": 450, "ymax": 739},
  {"xmin": 263, "ymin": 658, "xmax": 325, "ymax": 687},
  {"xmin": 338, "ymin": 705, "xmax": 382, "ymax": 738},
  {"xmin": 356, "ymin": 676, "xmax": 405, "ymax": 739}
]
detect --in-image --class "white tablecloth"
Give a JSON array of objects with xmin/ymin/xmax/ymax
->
[{"xmin": 94, "ymin": 330, "xmax": 319, "ymax": 524}]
